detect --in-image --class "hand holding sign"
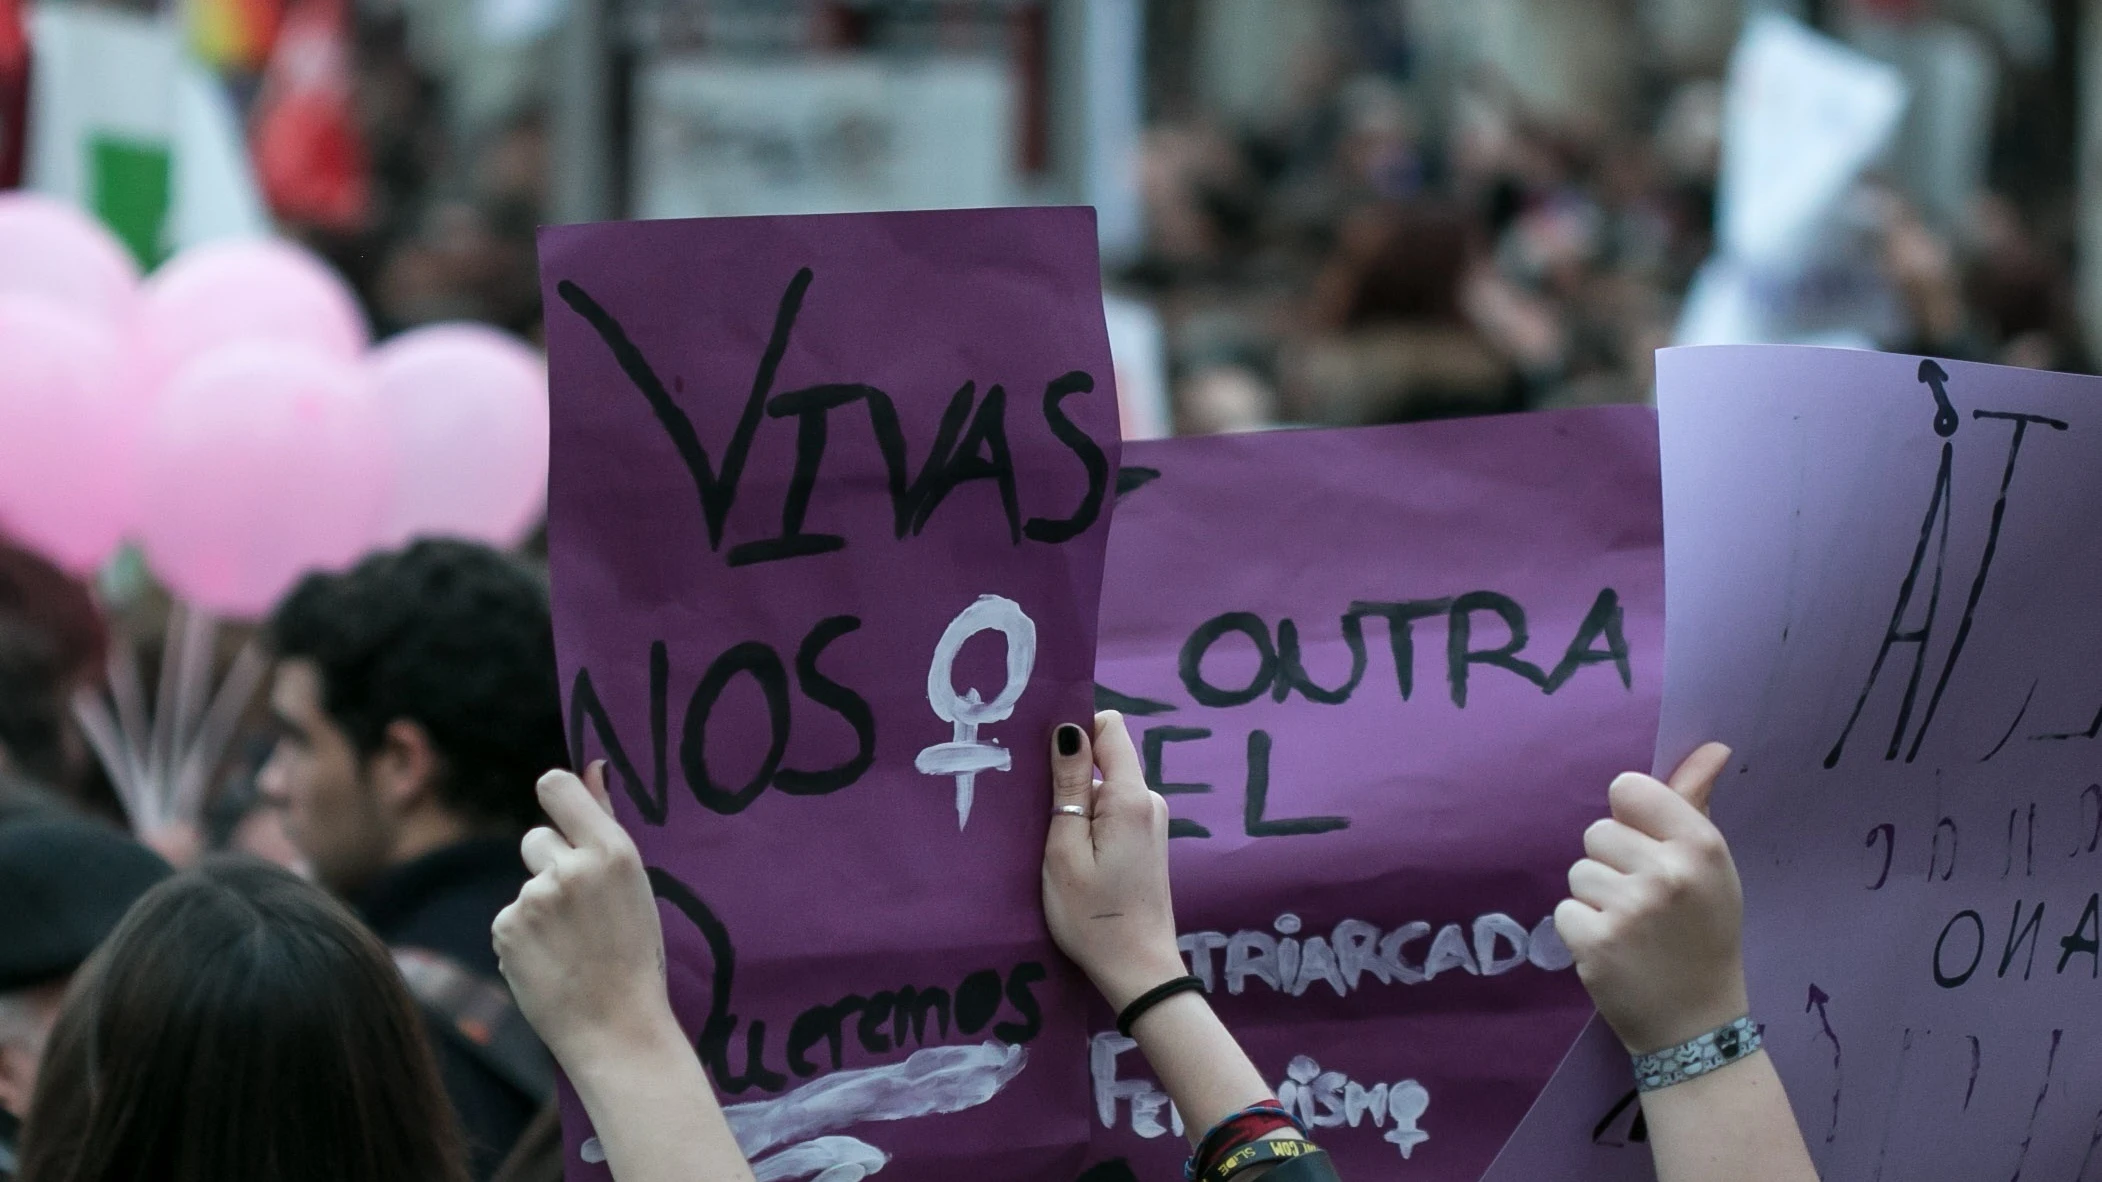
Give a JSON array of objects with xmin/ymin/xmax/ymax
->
[
  {"xmin": 1041, "ymin": 711, "xmax": 1186, "ymax": 1012},
  {"xmin": 1555, "ymin": 743, "xmax": 1747, "ymax": 1055},
  {"xmin": 495, "ymin": 762, "xmax": 678, "ymax": 1069}
]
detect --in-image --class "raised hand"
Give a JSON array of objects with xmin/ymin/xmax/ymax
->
[
  {"xmin": 1553, "ymin": 742, "xmax": 1746, "ymax": 1054},
  {"xmin": 492, "ymin": 762, "xmax": 678, "ymax": 1070},
  {"xmin": 1040, "ymin": 711, "xmax": 1187, "ymax": 1011}
]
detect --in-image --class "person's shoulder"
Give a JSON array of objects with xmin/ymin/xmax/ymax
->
[{"xmin": 361, "ymin": 837, "xmax": 528, "ymax": 972}]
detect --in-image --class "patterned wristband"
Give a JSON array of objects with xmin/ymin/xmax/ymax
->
[{"xmin": 1631, "ymin": 1016, "xmax": 1762, "ymax": 1092}]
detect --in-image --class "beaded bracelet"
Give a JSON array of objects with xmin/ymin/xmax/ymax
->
[{"xmin": 1631, "ymin": 1015, "xmax": 1763, "ymax": 1092}]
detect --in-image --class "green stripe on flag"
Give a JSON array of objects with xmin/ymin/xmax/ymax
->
[{"xmin": 90, "ymin": 133, "xmax": 172, "ymax": 268}]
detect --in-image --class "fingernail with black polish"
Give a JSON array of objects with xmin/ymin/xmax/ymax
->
[{"xmin": 1056, "ymin": 724, "xmax": 1083, "ymax": 757}]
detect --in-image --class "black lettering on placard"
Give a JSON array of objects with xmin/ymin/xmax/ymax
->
[
  {"xmin": 864, "ymin": 380, "xmax": 975, "ymax": 538},
  {"xmin": 561, "ymin": 268, "xmax": 1110, "ymax": 563},
  {"xmin": 1024, "ymin": 372, "xmax": 1110, "ymax": 543},
  {"xmin": 913, "ymin": 384, "xmax": 1021, "ymax": 541},
  {"xmin": 2059, "ymin": 894, "xmax": 2101, "ymax": 977},
  {"xmin": 680, "ymin": 642, "xmax": 793, "ymax": 815},
  {"xmin": 857, "ymin": 993, "xmax": 894, "ymax": 1054},
  {"xmin": 1115, "ymin": 466, "xmax": 1162, "ymax": 498},
  {"xmin": 1905, "ymin": 410, "xmax": 2067, "ymax": 760},
  {"xmin": 1273, "ymin": 616, "xmax": 1368, "ymax": 705},
  {"xmin": 572, "ymin": 620, "xmax": 879, "ymax": 821},
  {"xmin": 1935, "ymin": 910, "xmax": 1985, "ymax": 988},
  {"xmin": 1180, "ymin": 613, "xmax": 1278, "ymax": 707},
  {"xmin": 1981, "ymin": 679, "xmax": 2036, "ymax": 761},
  {"xmin": 1447, "ymin": 591, "xmax": 1548, "ymax": 707},
  {"xmin": 2077, "ymin": 785, "xmax": 2102, "ymax": 857},
  {"xmin": 1243, "ymin": 730, "xmax": 1347, "ymax": 837},
  {"xmin": 1826, "ymin": 436, "xmax": 1954, "ymax": 768},
  {"xmin": 2009, "ymin": 1029, "xmax": 2065, "ymax": 1179},
  {"xmin": 2005, "ymin": 803, "xmax": 2036, "ymax": 879},
  {"xmin": 773, "ymin": 616, "xmax": 876, "ymax": 795},
  {"xmin": 1544, "ymin": 589, "xmax": 1633, "ymax": 691},
  {"xmin": 788, "ymin": 995, "xmax": 866, "ymax": 1076},
  {"xmin": 954, "ymin": 969, "xmax": 1003, "ymax": 1034},
  {"xmin": 651, "ymin": 866, "xmax": 1050, "ymax": 1094},
  {"xmin": 1590, "ymin": 1088, "xmax": 1649, "ymax": 1146},
  {"xmin": 1095, "ymin": 684, "xmax": 1177, "ymax": 716},
  {"xmin": 1828, "ymin": 362, "xmax": 2067, "ymax": 767},
  {"xmin": 649, "ymin": 866, "xmax": 788, "ymax": 1094},
  {"xmin": 1348, "ymin": 598, "xmax": 1451, "ymax": 701},
  {"xmin": 556, "ymin": 269, "xmax": 810, "ymax": 551},
  {"xmin": 569, "ymin": 641, "xmax": 670, "ymax": 824},
  {"xmin": 1929, "ymin": 817, "xmax": 1958, "ymax": 882},
  {"xmin": 995, "ymin": 962, "xmax": 1046, "ymax": 1043},
  {"xmin": 1999, "ymin": 900, "xmax": 2047, "ymax": 980},
  {"xmin": 1866, "ymin": 824, "xmax": 1895, "ymax": 890},
  {"xmin": 730, "ymin": 382, "xmax": 869, "ymax": 566},
  {"xmin": 1142, "ymin": 725, "xmax": 1213, "ymax": 839},
  {"xmin": 893, "ymin": 986, "xmax": 951, "ymax": 1046}
]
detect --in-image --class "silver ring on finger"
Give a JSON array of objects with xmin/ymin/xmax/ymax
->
[{"xmin": 1052, "ymin": 804, "xmax": 1090, "ymax": 819}]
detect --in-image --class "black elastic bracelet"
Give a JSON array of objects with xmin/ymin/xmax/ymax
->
[
  {"xmin": 1205, "ymin": 1139, "xmax": 1330, "ymax": 1182},
  {"xmin": 1116, "ymin": 974, "xmax": 1206, "ymax": 1037}
]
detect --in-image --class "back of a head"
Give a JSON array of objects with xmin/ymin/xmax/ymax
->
[
  {"xmin": 0, "ymin": 541, "xmax": 107, "ymax": 792},
  {"xmin": 266, "ymin": 540, "xmax": 568, "ymax": 834},
  {"xmin": 16, "ymin": 860, "xmax": 469, "ymax": 1182}
]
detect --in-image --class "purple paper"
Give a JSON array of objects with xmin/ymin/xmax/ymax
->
[
  {"xmin": 1083, "ymin": 408, "xmax": 1664, "ymax": 1180},
  {"xmin": 539, "ymin": 208, "xmax": 1121, "ymax": 1182},
  {"xmin": 1487, "ymin": 345, "xmax": 2102, "ymax": 1179}
]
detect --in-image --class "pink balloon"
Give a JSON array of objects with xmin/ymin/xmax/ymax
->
[
  {"xmin": 369, "ymin": 324, "xmax": 549, "ymax": 546},
  {"xmin": 0, "ymin": 296, "xmax": 137, "ymax": 574},
  {"xmin": 0, "ymin": 194, "xmax": 143, "ymax": 332},
  {"xmin": 136, "ymin": 341, "xmax": 392, "ymax": 616},
  {"xmin": 140, "ymin": 238, "xmax": 369, "ymax": 389}
]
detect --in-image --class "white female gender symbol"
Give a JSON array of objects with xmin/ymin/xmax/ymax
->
[{"xmin": 915, "ymin": 595, "xmax": 1037, "ymax": 830}]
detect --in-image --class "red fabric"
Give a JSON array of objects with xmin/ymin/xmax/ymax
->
[
  {"xmin": 0, "ymin": 0, "xmax": 28, "ymax": 189},
  {"xmin": 1193, "ymin": 1103, "xmax": 1301, "ymax": 1180},
  {"xmin": 250, "ymin": 0, "xmax": 369, "ymax": 231}
]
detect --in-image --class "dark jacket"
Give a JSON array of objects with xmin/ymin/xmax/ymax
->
[{"xmin": 357, "ymin": 838, "xmax": 543, "ymax": 1181}]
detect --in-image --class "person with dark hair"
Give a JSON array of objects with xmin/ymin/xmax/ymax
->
[
  {"xmin": 0, "ymin": 540, "xmax": 109, "ymax": 814},
  {"xmin": 261, "ymin": 539, "xmax": 569, "ymax": 1178},
  {"xmin": 0, "ymin": 818, "xmax": 171, "ymax": 1181},
  {"xmin": 14, "ymin": 859, "xmax": 470, "ymax": 1182}
]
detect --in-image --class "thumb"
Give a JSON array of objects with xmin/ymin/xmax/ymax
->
[
  {"xmin": 583, "ymin": 760, "xmax": 616, "ymax": 818},
  {"xmin": 1665, "ymin": 742, "xmax": 1732, "ymax": 816}
]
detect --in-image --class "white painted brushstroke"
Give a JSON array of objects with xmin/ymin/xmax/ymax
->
[
  {"xmin": 726, "ymin": 1041, "xmax": 1028, "ymax": 1159},
  {"xmin": 751, "ymin": 1135, "xmax": 889, "ymax": 1181},
  {"xmin": 917, "ymin": 596, "xmax": 1036, "ymax": 829},
  {"xmin": 575, "ymin": 1042, "xmax": 1027, "ymax": 1169}
]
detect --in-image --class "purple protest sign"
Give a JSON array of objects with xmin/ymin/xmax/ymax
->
[
  {"xmin": 1082, "ymin": 408, "xmax": 1663, "ymax": 1180},
  {"xmin": 1487, "ymin": 346, "xmax": 2102, "ymax": 1179},
  {"xmin": 538, "ymin": 208, "xmax": 1121, "ymax": 1182}
]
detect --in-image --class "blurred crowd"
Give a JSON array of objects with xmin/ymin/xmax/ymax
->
[
  {"xmin": 1119, "ymin": 1, "xmax": 2087, "ymax": 433},
  {"xmin": 216, "ymin": 0, "xmax": 2090, "ymax": 435}
]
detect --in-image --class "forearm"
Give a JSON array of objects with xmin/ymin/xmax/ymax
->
[
  {"xmin": 1640, "ymin": 1051, "xmax": 1815, "ymax": 1182},
  {"xmin": 567, "ymin": 1032, "xmax": 756, "ymax": 1182},
  {"xmin": 1127, "ymin": 992, "xmax": 1279, "ymax": 1147}
]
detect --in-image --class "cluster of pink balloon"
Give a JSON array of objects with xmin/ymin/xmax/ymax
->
[{"xmin": 0, "ymin": 194, "xmax": 548, "ymax": 617}]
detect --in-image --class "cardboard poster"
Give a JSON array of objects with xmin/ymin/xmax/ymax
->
[
  {"xmin": 1489, "ymin": 346, "xmax": 2102, "ymax": 1178},
  {"xmin": 1082, "ymin": 408, "xmax": 1664, "ymax": 1180},
  {"xmin": 541, "ymin": 208, "xmax": 1120, "ymax": 1181}
]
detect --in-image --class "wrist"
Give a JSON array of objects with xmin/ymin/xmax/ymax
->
[
  {"xmin": 556, "ymin": 998, "xmax": 688, "ymax": 1079},
  {"xmin": 1092, "ymin": 951, "xmax": 1193, "ymax": 1013},
  {"xmin": 1617, "ymin": 977, "xmax": 1750, "ymax": 1055}
]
